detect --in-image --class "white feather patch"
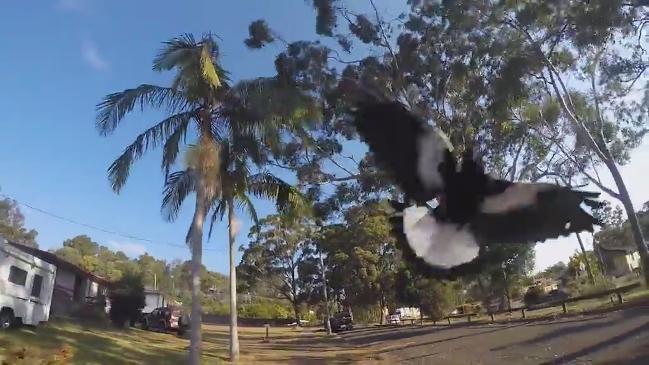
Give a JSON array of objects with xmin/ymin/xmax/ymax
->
[
  {"xmin": 402, "ymin": 205, "xmax": 480, "ymax": 268},
  {"xmin": 480, "ymin": 183, "xmax": 554, "ymax": 214}
]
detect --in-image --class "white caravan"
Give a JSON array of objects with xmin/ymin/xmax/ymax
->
[{"xmin": 0, "ymin": 238, "xmax": 56, "ymax": 328}]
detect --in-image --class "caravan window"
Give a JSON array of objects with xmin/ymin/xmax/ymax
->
[
  {"xmin": 8, "ymin": 266, "xmax": 28, "ymax": 286},
  {"xmin": 31, "ymin": 274, "xmax": 44, "ymax": 298}
]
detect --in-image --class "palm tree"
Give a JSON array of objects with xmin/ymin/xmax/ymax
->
[
  {"xmin": 96, "ymin": 33, "xmax": 315, "ymax": 364},
  {"xmin": 163, "ymin": 140, "xmax": 307, "ymax": 362}
]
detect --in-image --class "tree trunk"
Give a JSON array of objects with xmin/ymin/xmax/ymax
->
[
  {"xmin": 319, "ymin": 250, "xmax": 332, "ymax": 335},
  {"xmin": 476, "ymin": 275, "xmax": 486, "ymax": 303},
  {"xmin": 228, "ymin": 202, "xmax": 240, "ymax": 362},
  {"xmin": 502, "ymin": 268, "xmax": 511, "ymax": 312},
  {"xmin": 188, "ymin": 184, "xmax": 207, "ymax": 365},
  {"xmin": 576, "ymin": 233, "xmax": 596, "ymax": 285},
  {"xmin": 594, "ymin": 240, "xmax": 607, "ymax": 276},
  {"xmin": 293, "ymin": 304, "xmax": 300, "ymax": 325},
  {"xmin": 607, "ymin": 160, "xmax": 649, "ymax": 284},
  {"xmin": 419, "ymin": 306, "xmax": 424, "ymax": 325}
]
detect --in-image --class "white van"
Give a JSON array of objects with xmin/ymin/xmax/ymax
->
[{"xmin": 0, "ymin": 238, "xmax": 56, "ymax": 328}]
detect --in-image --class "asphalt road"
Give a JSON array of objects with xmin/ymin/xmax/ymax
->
[{"xmin": 339, "ymin": 306, "xmax": 649, "ymax": 364}]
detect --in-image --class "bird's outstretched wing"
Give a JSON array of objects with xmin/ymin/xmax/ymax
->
[
  {"xmin": 352, "ymin": 100, "xmax": 453, "ymax": 204},
  {"xmin": 473, "ymin": 179, "xmax": 603, "ymax": 245}
]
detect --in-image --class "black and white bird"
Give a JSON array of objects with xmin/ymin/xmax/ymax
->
[{"xmin": 352, "ymin": 99, "xmax": 602, "ymax": 274}]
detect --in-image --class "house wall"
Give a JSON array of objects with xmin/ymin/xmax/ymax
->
[
  {"xmin": 612, "ymin": 255, "xmax": 632, "ymax": 276},
  {"xmin": 626, "ymin": 252, "xmax": 641, "ymax": 271},
  {"xmin": 54, "ymin": 269, "xmax": 76, "ymax": 297},
  {"xmin": 86, "ymin": 281, "xmax": 99, "ymax": 297}
]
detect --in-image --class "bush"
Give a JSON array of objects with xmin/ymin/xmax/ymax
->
[
  {"xmin": 523, "ymin": 286, "xmax": 544, "ymax": 306},
  {"xmin": 108, "ymin": 272, "xmax": 145, "ymax": 328},
  {"xmin": 238, "ymin": 299, "xmax": 292, "ymax": 319},
  {"xmin": 203, "ymin": 297, "xmax": 229, "ymax": 316},
  {"xmin": 575, "ymin": 278, "xmax": 616, "ymax": 296}
]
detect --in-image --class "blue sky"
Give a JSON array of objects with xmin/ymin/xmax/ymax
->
[{"xmin": 0, "ymin": 0, "xmax": 647, "ymax": 274}]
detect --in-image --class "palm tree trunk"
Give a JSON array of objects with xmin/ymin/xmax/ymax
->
[
  {"xmin": 228, "ymin": 202, "xmax": 240, "ymax": 362},
  {"xmin": 576, "ymin": 233, "xmax": 595, "ymax": 285},
  {"xmin": 188, "ymin": 184, "xmax": 207, "ymax": 365}
]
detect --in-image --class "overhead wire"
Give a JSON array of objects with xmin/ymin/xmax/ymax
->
[{"xmin": 0, "ymin": 193, "xmax": 225, "ymax": 252}]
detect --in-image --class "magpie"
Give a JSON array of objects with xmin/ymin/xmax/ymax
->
[{"xmin": 352, "ymin": 99, "xmax": 603, "ymax": 273}]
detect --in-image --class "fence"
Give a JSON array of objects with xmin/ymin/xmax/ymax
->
[
  {"xmin": 201, "ymin": 314, "xmax": 296, "ymax": 327},
  {"xmin": 444, "ymin": 282, "xmax": 642, "ymax": 324}
]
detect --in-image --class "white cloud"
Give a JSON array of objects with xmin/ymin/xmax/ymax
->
[
  {"xmin": 56, "ymin": 0, "xmax": 90, "ymax": 13},
  {"xmin": 81, "ymin": 40, "xmax": 109, "ymax": 71},
  {"xmin": 108, "ymin": 240, "xmax": 147, "ymax": 257}
]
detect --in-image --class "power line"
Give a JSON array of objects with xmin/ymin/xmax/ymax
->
[{"xmin": 0, "ymin": 193, "xmax": 225, "ymax": 252}]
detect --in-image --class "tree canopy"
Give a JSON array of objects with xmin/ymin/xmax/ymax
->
[{"xmin": 0, "ymin": 197, "xmax": 38, "ymax": 247}]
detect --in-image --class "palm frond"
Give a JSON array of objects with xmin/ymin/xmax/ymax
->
[
  {"xmin": 161, "ymin": 169, "xmax": 196, "ymax": 222},
  {"xmin": 161, "ymin": 114, "xmax": 193, "ymax": 177},
  {"xmin": 221, "ymin": 77, "xmax": 320, "ymax": 140},
  {"xmin": 230, "ymin": 77, "xmax": 319, "ymax": 126},
  {"xmin": 228, "ymin": 131, "xmax": 266, "ymax": 166},
  {"xmin": 247, "ymin": 172, "xmax": 309, "ymax": 213},
  {"xmin": 154, "ymin": 34, "xmax": 227, "ymax": 98},
  {"xmin": 236, "ymin": 194, "xmax": 260, "ymax": 228},
  {"xmin": 96, "ymin": 85, "xmax": 188, "ymax": 136},
  {"xmin": 106, "ymin": 110, "xmax": 198, "ymax": 193},
  {"xmin": 207, "ymin": 199, "xmax": 227, "ymax": 240},
  {"xmin": 200, "ymin": 42, "xmax": 221, "ymax": 89},
  {"xmin": 153, "ymin": 34, "xmax": 198, "ymax": 72}
]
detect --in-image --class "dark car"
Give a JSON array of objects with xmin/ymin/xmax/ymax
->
[
  {"xmin": 141, "ymin": 306, "xmax": 189, "ymax": 335},
  {"xmin": 326, "ymin": 312, "xmax": 353, "ymax": 333}
]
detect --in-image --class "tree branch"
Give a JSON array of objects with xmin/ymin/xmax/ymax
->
[
  {"xmin": 509, "ymin": 20, "xmax": 611, "ymax": 162},
  {"xmin": 531, "ymin": 125, "xmax": 621, "ymax": 198},
  {"xmin": 368, "ymin": 0, "xmax": 413, "ymax": 107},
  {"xmin": 588, "ymin": 48, "xmax": 611, "ymax": 156}
]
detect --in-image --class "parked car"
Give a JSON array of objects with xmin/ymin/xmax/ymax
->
[
  {"xmin": 141, "ymin": 306, "xmax": 188, "ymax": 335},
  {"xmin": 386, "ymin": 312, "xmax": 401, "ymax": 325},
  {"xmin": 326, "ymin": 312, "xmax": 353, "ymax": 333}
]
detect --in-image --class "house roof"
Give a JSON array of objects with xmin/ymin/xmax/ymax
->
[
  {"xmin": 595, "ymin": 241, "xmax": 638, "ymax": 254},
  {"xmin": 6, "ymin": 240, "xmax": 112, "ymax": 287}
]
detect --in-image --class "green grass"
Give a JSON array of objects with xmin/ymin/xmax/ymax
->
[{"xmin": 0, "ymin": 320, "xmax": 379, "ymax": 365}]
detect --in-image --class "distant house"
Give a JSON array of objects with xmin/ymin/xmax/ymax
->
[
  {"xmin": 597, "ymin": 244, "xmax": 641, "ymax": 277},
  {"xmin": 6, "ymin": 241, "xmax": 111, "ymax": 318},
  {"xmin": 529, "ymin": 277, "xmax": 559, "ymax": 294},
  {"xmin": 143, "ymin": 287, "xmax": 165, "ymax": 314}
]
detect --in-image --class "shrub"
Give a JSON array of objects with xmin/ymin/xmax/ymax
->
[
  {"xmin": 238, "ymin": 299, "xmax": 292, "ymax": 319},
  {"xmin": 576, "ymin": 278, "xmax": 616, "ymax": 296},
  {"xmin": 108, "ymin": 272, "xmax": 145, "ymax": 328},
  {"xmin": 524, "ymin": 286, "xmax": 544, "ymax": 306}
]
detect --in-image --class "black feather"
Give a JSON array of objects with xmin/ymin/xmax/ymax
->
[{"xmin": 352, "ymin": 101, "xmax": 447, "ymax": 204}]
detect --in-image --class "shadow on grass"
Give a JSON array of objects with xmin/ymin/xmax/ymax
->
[{"xmin": 0, "ymin": 322, "xmax": 187, "ymax": 365}]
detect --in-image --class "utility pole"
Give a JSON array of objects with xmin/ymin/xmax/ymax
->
[{"xmin": 320, "ymin": 248, "xmax": 332, "ymax": 335}]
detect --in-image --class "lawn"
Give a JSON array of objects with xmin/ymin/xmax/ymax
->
[{"xmin": 0, "ymin": 320, "xmax": 382, "ymax": 365}]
